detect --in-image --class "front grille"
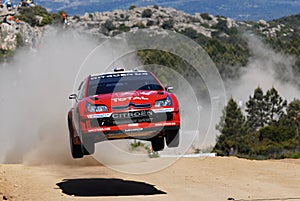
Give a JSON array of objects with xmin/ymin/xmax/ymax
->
[
  {"xmin": 111, "ymin": 102, "xmax": 151, "ymax": 110},
  {"xmin": 90, "ymin": 111, "xmax": 173, "ymax": 127}
]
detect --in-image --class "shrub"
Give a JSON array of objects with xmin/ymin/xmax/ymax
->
[
  {"xmin": 142, "ymin": 9, "xmax": 152, "ymax": 18},
  {"xmin": 146, "ymin": 20, "xmax": 155, "ymax": 26},
  {"xmin": 162, "ymin": 19, "xmax": 174, "ymax": 29},
  {"xmin": 17, "ymin": 6, "xmax": 53, "ymax": 27},
  {"xmin": 182, "ymin": 27, "xmax": 198, "ymax": 39},
  {"xmin": 153, "ymin": 5, "xmax": 159, "ymax": 9},
  {"xmin": 129, "ymin": 5, "xmax": 136, "ymax": 10},
  {"xmin": 16, "ymin": 33, "xmax": 24, "ymax": 48},
  {"xmin": 103, "ymin": 20, "xmax": 115, "ymax": 31},
  {"xmin": 201, "ymin": 13, "xmax": 212, "ymax": 21},
  {"xmin": 118, "ymin": 24, "xmax": 130, "ymax": 32}
]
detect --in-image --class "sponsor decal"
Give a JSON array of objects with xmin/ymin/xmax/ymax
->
[
  {"xmin": 88, "ymin": 127, "xmax": 111, "ymax": 132},
  {"xmin": 90, "ymin": 72, "xmax": 149, "ymax": 80},
  {"xmin": 112, "ymin": 110, "xmax": 153, "ymax": 119},
  {"xmin": 152, "ymin": 108, "xmax": 174, "ymax": 113},
  {"xmin": 125, "ymin": 128, "xmax": 143, "ymax": 133},
  {"xmin": 155, "ymin": 122, "xmax": 176, "ymax": 126},
  {"xmin": 128, "ymin": 123, "xmax": 139, "ymax": 127},
  {"xmin": 87, "ymin": 113, "xmax": 112, "ymax": 119},
  {"xmin": 112, "ymin": 96, "xmax": 149, "ymax": 102},
  {"xmin": 140, "ymin": 91, "xmax": 156, "ymax": 95}
]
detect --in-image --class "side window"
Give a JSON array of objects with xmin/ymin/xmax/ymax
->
[{"xmin": 77, "ymin": 80, "xmax": 86, "ymax": 100}]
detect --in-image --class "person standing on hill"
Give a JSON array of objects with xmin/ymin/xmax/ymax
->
[
  {"xmin": 4, "ymin": 0, "xmax": 12, "ymax": 10},
  {"xmin": 61, "ymin": 11, "xmax": 67, "ymax": 24}
]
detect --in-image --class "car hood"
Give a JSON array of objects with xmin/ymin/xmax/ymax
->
[{"xmin": 86, "ymin": 90, "xmax": 168, "ymax": 108}]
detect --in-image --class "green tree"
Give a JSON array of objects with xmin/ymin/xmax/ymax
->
[
  {"xmin": 287, "ymin": 99, "xmax": 300, "ymax": 122},
  {"xmin": 214, "ymin": 98, "xmax": 246, "ymax": 156},
  {"xmin": 246, "ymin": 87, "xmax": 267, "ymax": 131},
  {"xmin": 264, "ymin": 87, "xmax": 287, "ymax": 125},
  {"xmin": 287, "ymin": 99, "xmax": 300, "ymax": 140}
]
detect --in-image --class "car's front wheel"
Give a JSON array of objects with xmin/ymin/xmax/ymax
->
[
  {"xmin": 165, "ymin": 129, "xmax": 180, "ymax": 147},
  {"xmin": 68, "ymin": 118, "xmax": 84, "ymax": 159},
  {"xmin": 69, "ymin": 133, "xmax": 84, "ymax": 159},
  {"xmin": 151, "ymin": 136, "xmax": 165, "ymax": 151}
]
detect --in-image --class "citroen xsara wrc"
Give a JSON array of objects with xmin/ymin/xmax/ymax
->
[{"xmin": 67, "ymin": 68, "xmax": 180, "ymax": 158}]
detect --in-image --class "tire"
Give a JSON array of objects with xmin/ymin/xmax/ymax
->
[
  {"xmin": 82, "ymin": 140, "xmax": 95, "ymax": 155},
  {"xmin": 165, "ymin": 129, "xmax": 180, "ymax": 147},
  {"xmin": 69, "ymin": 133, "xmax": 84, "ymax": 159},
  {"xmin": 68, "ymin": 118, "xmax": 83, "ymax": 159},
  {"xmin": 151, "ymin": 136, "xmax": 165, "ymax": 151}
]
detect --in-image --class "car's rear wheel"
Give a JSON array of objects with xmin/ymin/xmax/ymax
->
[
  {"xmin": 151, "ymin": 136, "xmax": 165, "ymax": 151},
  {"xmin": 165, "ymin": 129, "xmax": 180, "ymax": 147}
]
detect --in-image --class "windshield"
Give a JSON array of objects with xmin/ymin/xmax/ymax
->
[{"xmin": 86, "ymin": 72, "xmax": 163, "ymax": 96}]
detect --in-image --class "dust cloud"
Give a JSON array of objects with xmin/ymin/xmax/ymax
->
[
  {"xmin": 0, "ymin": 28, "xmax": 144, "ymax": 166},
  {"xmin": 0, "ymin": 29, "xmax": 101, "ymax": 164},
  {"xmin": 228, "ymin": 33, "xmax": 300, "ymax": 107}
]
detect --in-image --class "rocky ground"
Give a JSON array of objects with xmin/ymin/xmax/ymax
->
[{"xmin": 0, "ymin": 4, "xmax": 290, "ymax": 57}]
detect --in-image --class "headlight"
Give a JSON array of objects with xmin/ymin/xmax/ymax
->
[
  {"xmin": 86, "ymin": 103, "xmax": 108, "ymax": 112},
  {"xmin": 155, "ymin": 96, "xmax": 173, "ymax": 107}
]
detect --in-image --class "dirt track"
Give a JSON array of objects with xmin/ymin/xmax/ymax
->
[{"xmin": 1, "ymin": 157, "xmax": 300, "ymax": 201}]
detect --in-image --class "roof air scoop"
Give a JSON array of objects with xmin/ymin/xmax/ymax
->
[{"xmin": 113, "ymin": 67, "xmax": 125, "ymax": 72}]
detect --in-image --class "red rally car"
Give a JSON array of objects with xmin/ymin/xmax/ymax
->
[{"xmin": 67, "ymin": 68, "xmax": 180, "ymax": 158}]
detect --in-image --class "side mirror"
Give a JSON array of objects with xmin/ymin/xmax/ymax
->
[
  {"xmin": 69, "ymin": 94, "xmax": 77, "ymax": 100},
  {"xmin": 166, "ymin": 86, "xmax": 174, "ymax": 92}
]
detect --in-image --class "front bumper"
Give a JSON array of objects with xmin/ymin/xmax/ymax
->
[
  {"xmin": 82, "ymin": 125, "xmax": 180, "ymax": 142},
  {"xmin": 79, "ymin": 108, "xmax": 180, "ymax": 142}
]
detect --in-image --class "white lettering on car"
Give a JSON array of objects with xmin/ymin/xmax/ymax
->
[{"xmin": 112, "ymin": 96, "xmax": 149, "ymax": 102}]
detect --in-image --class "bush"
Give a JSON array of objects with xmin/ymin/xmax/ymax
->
[
  {"xmin": 153, "ymin": 5, "xmax": 159, "ymax": 9},
  {"xmin": 200, "ymin": 13, "xmax": 212, "ymax": 21},
  {"xmin": 142, "ymin": 9, "xmax": 152, "ymax": 18},
  {"xmin": 130, "ymin": 140, "xmax": 145, "ymax": 149},
  {"xmin": 181, "ymin": 27, "xmax": 198, "ymax": 39},
  {"xmin": 212, "ymin": 19, "xmax": 229, "ymax": 33},
  {"xmin": 162, "ymin": 19, "xmax": 174, "ymax": 29},
  {"xmin": 72, "ymin": 15, "xmax": 80, "ymax": 21},
  {"xmin": 103, "ymin": 20, "xmax": 115, "ymax": 31},
  {"xmin": 129, "ymin": 5, "xmax": 136, "ymax": 10},
  {"xmin": 146, "ymin": 20, "xmax": 155, "ymax": 26},
  {"xmin": 16, "ymin": 33, "xmax": 24, "ymax": 48},
  {"xmin": 17, "ymin": 6, "xmax": 53, "ymax": 27},
  {"xmin": 291, "ymin": 151, "xmax": 300, "ymax": 159},
  {"xmin": 118, "ymin": 24, "xmax": 130, "ymax": 32}
]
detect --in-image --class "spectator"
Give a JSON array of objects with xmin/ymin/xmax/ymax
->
[
  {"xmin": 4, "ymin": 0, "xmax": 12, "ymax": 11},
  {"xmin": 3, "ymin": 13, "xmax": 14, "ymax": 25},
  {"xmin": 61, "ymin": 11, "xmax": 68, "ymax": 24}
]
